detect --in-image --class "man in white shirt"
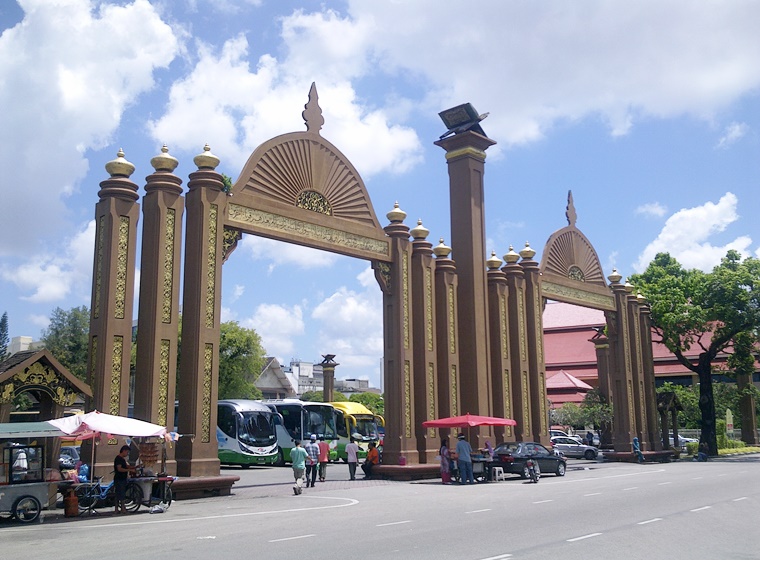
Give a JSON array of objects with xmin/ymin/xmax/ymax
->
[{"xmin": 345, "ymin": 439, "xmax": 360, "ymax": 481}]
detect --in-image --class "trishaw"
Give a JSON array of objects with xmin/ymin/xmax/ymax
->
[{"xmin": 0, "ymin": 443, "xmax": 56, "ymax": 523}]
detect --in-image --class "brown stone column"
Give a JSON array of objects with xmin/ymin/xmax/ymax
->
[
  {"xmin": 176, "ymin": 145, "xmax": 225, "ymax": 477},
  {"xmin": 737, "ymin": 373, "xmax": 759, "ymax": 444},
  {"xmin": 321, "ymin": 356, "xmax": 338, "ymax": 403},
  {"xmin": 591, "ymin": 334, "xmax": 613, "ymax": 447},
  {"xmin": 638, "ymin": 294, "xmax": 661, "ymax": 450},
  {"xmin": 134, "ymin": 146, "xmax": 184, "ymax": 475},
  {"xmin": 434, "ymin": 131, "xmax": 496, "ymax": 451},
  {"xmin": 519, "ymin": 243, "xmax": 550, "ymax": 445},
  {"xmin": 377, "ymin": 203, "xmax": 417, "ymax": 465},
  {"xmin": 433, "ymin": 239, "xmax": 460, "ymax": 425},
  {"xmin": 410, "ymin": 220, "xmax": 438, "ymax": 463},
  {"xmin": 607, "ymin": 270, "xmax": 635, "ymax": 451},
  {"xmin": 626, "ymin": 282, "xmax": 648, "ymax": 449},
  {"xmin": 503, "ymin": 246, "xmax": 531, "ymax": 442},
  {"xmin": 486, "ymin": 252, "xmax": 514, "ymax": 444},
  {"xmin": 87, "ymin": 149, "xmax": 140, "ymax": 476}
]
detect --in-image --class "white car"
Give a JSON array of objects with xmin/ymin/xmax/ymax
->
[
  {"xmin": 669, "ymin": 434, "xmax": 698, "ymax": 451},
  {"xmin": 549, "ymin": 430, "xmax": 583, "ymax": 444},
  {"xmin": 550, "ymin": 436, "xmax": 599, "ymax": 460}
]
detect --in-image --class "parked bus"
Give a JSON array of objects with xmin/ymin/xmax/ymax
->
[
  {"xmin": 330, "ymin": 401, "xmax": 384, "ymax": 462},
  {"xmin": 217, "ymin": 400, "xmax": 279, "ymax": 468},
  {"xmin": 261, "ymin": 399, "xmax": 339, "ymax": 465}
]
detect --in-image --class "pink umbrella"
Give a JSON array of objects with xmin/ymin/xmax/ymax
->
[{"xmin": 422, "ymin": 413, "xmax": 517, "ymax": 429}]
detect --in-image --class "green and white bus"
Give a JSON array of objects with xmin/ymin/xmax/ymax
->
[
  {"xmin": 330, "ymin": 401, "xmax": 383, "ymax": 461},
  {"xmin": 217, "ymin": 400, "xmax": 279, "ymax": 467},
  {"xmin": 261, "ymin": 399, "xmax": 339, "ymax": 465}
]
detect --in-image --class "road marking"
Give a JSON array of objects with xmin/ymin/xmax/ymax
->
[
  {"xmin": 533, "ymin": 499, "xmax": 553, "ymax": 504},
  {"xmin": 637, "ymin": 518, "xmax": 662, "ymax": 525},
  {"xmin": 583, "ymin": 493, "xmax": 602, "ymax": 496},
  {"xmin": 484, "ymin": 554, "xmax": 513, "ymax": 560},
  {"xmin": 567, "ymin": 533, "xmax": 602, "ymax": 542},
  {"xmin": 376, "ymin": 520, "xmax": 411, "ymax": 527},
  {"xmin": 623, "ymin": 487, "xmax": 638, "ymax": 491},
  {"xmin": 692, "ymin": 477, "xmax": 703, "ymax": 480},
  {"xmin": 466, "ymin": 509, "xmax": 492, "ymax": 514},
  {"xmin": 269, "ymin": 534, "xmax": 316, "ymax": 542},
  {"xmin": 733, "ymin": 497, "xmax": 748, "ymax": 501},
  {"xmin": 690, "ymin": 506, "xmax": 711, "ymax": 512},
  {"xmin": 197, "ymin": 536, "xmax": 216, "ymax": 539},
  {"xmin": 657, "ymin": 482, "xmax": 672, "ymax": 486}
]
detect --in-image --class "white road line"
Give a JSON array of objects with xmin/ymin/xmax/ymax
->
[
  {"xmin": 692, "ymin": 477, "xmax": 703, "ymax": 480},
  {"xmin": 638, "ymin": 518, "xmax": 662, "ymax": 525},
  {"xmin": 269, "ymin": 534, "xmax": 316, "ymax": 542},
  {"xmin": 376, "ymin": 520, "xmax": 412, "ymax": 527},
  {"xmin": 717, "ymin": 473, "xmax": 728, "ymax": 477},
  {"xmin": 733, "ymin": 497, "xmax": 748, "ymax": 501},
  {"xmin": 690, "ymin": 506, "xmax": 711, "ymax": 512},
  {"xmin": 583, "ymin": 493, "xmax": 602, "ymax": 496},
  {"xmin": 657, "ymin": 482, "xmax": 672, "ymax": 485},
  {"xmin": 567, "ymin": 533, "xmax": 602, "ymax": 542},
  {"xmin": 533, "ymin": 499, "xmax": 553, "ymax": 504},
  {"xmin": 467, "ymin": 509, "xmax": 492, "ymax": 514},
  {"xmin": 484, "ymin": 554, "xmax": 513, "ymax": 560},
  {"xmin": 623, "ymin": 487, "xmax": 638, "ymax": 491}
]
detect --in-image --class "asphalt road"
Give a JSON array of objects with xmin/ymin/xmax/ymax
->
[{"xmin": 2, "ymin": 455, "xmax": 759, "ymax": 561}]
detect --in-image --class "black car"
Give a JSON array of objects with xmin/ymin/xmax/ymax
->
[{"xmin": 490, "ymin": 442, "xmax": 566, "ymax": 478}]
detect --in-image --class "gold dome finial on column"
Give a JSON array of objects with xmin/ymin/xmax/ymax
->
[
  {"xmin": 608, "ymin": 268, "xmax": 622, "ymax": 284},
  {"xmin": 150, "ymin": 144, "xmax": 179, "ymax": 173},
  {"xmin": 503, "ymin": 245, "xmax": 520, "ymax": 264},
  {"xmin": 386, "ymin": 201, "xmax": 407, "ymax": 223},
  {"xmin": 433, "ymin": 238, "xmax": 451, "ymax": 258},
  {"xmin": 486, "ymin": 251, "xmax": 502, "ymax": 269},
  {"xmin": 410, "ymin": 219, "xmax": 430, "ymax": 240},
  {"xmin": 519, "ymin": 242, "xmax": 536, "ymax": 260},
  {"xmin": 193, "ymin": 143, "xmax": 220, "ymax": 170},
  {"xmin": 105, "ymin": 148, "xmax": 135, "ymax": 177}
]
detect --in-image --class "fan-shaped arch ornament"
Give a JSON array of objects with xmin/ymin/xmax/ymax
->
[
  {"xmin": 539, "ymin": 191, "xmax": 615, "ymax": 310},
  {"xmin": 224, "ymin": 83, "xmax": 390, "ymax": 262}
]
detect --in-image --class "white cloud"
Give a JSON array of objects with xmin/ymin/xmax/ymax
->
[
  {"xmin": 1, "ymin": 220, "xmax": 95, "ymax": 303},
  {"xmin": 239, "ymin": 235, "xmax": 339, "ymax": 272},
  {"xmin": 635, "ymin": 202, "xmax": 668, "ymax": 218},
  {"xmin": 716, "ymin": 122, "xmax": 749, "ymax": 149},
  {"xmin": 229, "ymin": 284, "xmax": 245, "ymax": 303},
  {"xmin": 634, "ymin": 192, "xmax": 752, "ymax": 272},
  {"xmin": 0, "ymin": 0, "xmax": 180, "ymax": 255},
  {"xmin": 244, "ymin": 303, "xmax": 305, "ymax": 358}
]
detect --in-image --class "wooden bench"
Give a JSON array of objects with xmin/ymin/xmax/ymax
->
[{"xmin": 171, "ymin": 475, "xmax": 240, "ymax": 500}]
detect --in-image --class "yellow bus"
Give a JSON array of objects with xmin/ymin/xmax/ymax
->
[{"xmin": 329, "ymin": 402, "xmax": 384, "ymax": 462}]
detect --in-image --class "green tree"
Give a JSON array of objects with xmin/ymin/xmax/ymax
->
[
  {"xmin": 349, "ymin": 392, "xmax": 385, "ymax": 416},
  {"xmin": 656, "ymin": 382, "xmax": 701, "ymax": 429},
  {"xmin": 579, "ymin": 388, "xmax": 613, "ymax": 433},
  {"xmin": 217, "ymin": 321, "xmax": 266, "ymax": 400},
  {"xmin": 301, "ymin": 390, "xmax": 348, "ymax": 403},
  {"xmin": 550, "ymin": 403, "xmax": 585, "ymax": 428},
  {"xmin": 0, "ymin": 311, "xmax": 9, "ymax": 361},
  {"xmin": 40, "ymin": 306, "xmax": 90, "ymax": 381},
  {"xmin": 631, "ymin": 251, "xmax": 760, "ymax": 455}
]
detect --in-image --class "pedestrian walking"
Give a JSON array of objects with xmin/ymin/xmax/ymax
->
[
  {"xmin": 317, "ymin": 435, "xmax": 330, "ymax": 482},
  {"xmin": 586, "ymin": 431, "xmax": 594, "ymax": 447},
  {"xmin": 346, "ymin": 438, "xmax": 359, "ymax": 480},
  {"xmin": 304, "ymin": 434, "xmax": 320, "ymax": 487},
  {"xmin": 290, "ymin": 440, "xmax": 308, "ymax": 495},
  {"xmin": 455, "ymin": 433, "xmax": 474, "ymax": 484}
]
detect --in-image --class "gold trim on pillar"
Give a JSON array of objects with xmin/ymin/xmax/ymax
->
[
  {"xmin": 110, "ymin": 336, "xmax": 123, "ymax": 415},
  {"xmin": 158, "ymin": 339, "xmax": 170, "ymax": 426},
  {"xmin": 205, "ymin": 204, "xmax": 218, "ymax": 329},
  {"xmin": 94, "ymin": 216, "xmax": 104, "ymax": 319},
  {"xmin": 115, "ymin": 216, "xmax": 130, "ymax": 319},
  {"xmin": 522, "ymin": 370, "xmax": 531, "ymax": 427},
  {"xmin": 504, "ymin": 369, "xmax": 512, "ymax": 437},
  {"xmin": 518, "ymin": 289, "xmax": 527, "ymax": 361},
  {"xmin": 451, "ymin": 364, "xmax": 458, "ymax": 416},
  {"xmin": 202, "ymin": 344, "xmax": 213, "ymax": 443},
  {"xmin": 425, "ymin": 267, "xmax": 433, "ymax": 351},
  {"xmin": 89, "ymin": 336, "xmax": 97, "ymax": 384},
  {"xmin": 448, "ymin": 285, "xmax": 456, "ymax": 353},
  {"xmin": 500, "ymin": 294, "xmax": 508, "ymax": 357},
  {"xmin": 427, "ymin": 362, "xmax": 435, "ymax": 436},
  {"xmin": 162, "ymin": 209, "xmax": 176, "ymax": 324},
  {"xmin": 404, "ymin": 361, "xmax": 412, "ymax": 438},
  {"xmin": 403, "ymin": 255, "xmax": 409, "ymax": 349},
  {"xmin": 539, "ymin": 372, "xmax": 547, "ymax": 431}
]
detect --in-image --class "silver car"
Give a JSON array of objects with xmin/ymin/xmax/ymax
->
[{"xmin": 550, "ymin": 436, "xmax": 598, "ymax": 460}]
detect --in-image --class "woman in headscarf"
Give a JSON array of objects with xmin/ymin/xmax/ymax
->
[
  {"xmin": 632, "ymin": 437, "xmax": 644, "ymax": 463},
  {"xmin": 439, "ymin": 437, "xmax": 452, "ymax": 484}
]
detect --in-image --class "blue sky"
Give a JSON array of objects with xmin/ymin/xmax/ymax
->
[{"xmin": 1, "ymin": 1, "xmax": 759, "ymax": 390}]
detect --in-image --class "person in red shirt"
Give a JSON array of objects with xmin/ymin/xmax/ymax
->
[
  {"xmin": 361, "ymin": 441, "xmax": 379, "ymax": 479},
  {"xmin": 317, "ymin": 436, "xmax": 330, "ymax": 482}
]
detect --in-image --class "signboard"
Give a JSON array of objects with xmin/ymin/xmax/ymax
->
[{"xmin": 726, "ymin": 409, "xmax": 734, "ymax": 435}]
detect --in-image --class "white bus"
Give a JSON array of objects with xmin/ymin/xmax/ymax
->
[
  {"xmin": 217, "ymin": 400, "xmax": 279, "ymax": 468},
  {"xmin": 261, "ymin": 399, "xmax": 339, "ymax": 465}
]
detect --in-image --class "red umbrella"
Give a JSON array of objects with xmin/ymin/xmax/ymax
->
[{"xmin": 422, "ymin": 413, "xmax": 517, "ymax": 428}]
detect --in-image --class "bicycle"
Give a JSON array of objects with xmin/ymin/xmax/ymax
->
[{"xmin": 74, "ymin": 474, "xmax": 143, "ymax": 514}]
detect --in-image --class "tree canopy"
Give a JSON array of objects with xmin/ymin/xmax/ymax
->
[
  {"xmin": 349, "ymin": 392, "xmax": 384, "ymax": 416},
  {"xmin": 218, "ymin": 321, "xmax": 266, "ymax": 400},
  {"xmin": 631, "ymin": 250, "xmax": 760, "ymax": 454},
  {"xmin": 40, "ymin": 305, "xmax": 90, "ymax": 381}
]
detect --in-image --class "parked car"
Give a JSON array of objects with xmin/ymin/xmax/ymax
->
[
  {"xmin": 669, "ymin": 434, "xmax": 698, "ymax": 451},
  {"xmin": 490, "ymin": 441, "xmax": 567, "ymax": 478},
  {"xmin": 549, "ymin": 430, "xmax": 583, "ymax": 444},
  {"xmin": 58, "ymin": 445, "xmax": 81, "ymax": 470},
  {"xmin": 550, "ymin": 436, "xmax": 598, "ymax": 460}
]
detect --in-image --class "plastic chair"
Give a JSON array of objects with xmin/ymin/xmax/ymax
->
[{"xmin": 491, "ymin": 466, "xmax": 505, "ymax": 482}]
